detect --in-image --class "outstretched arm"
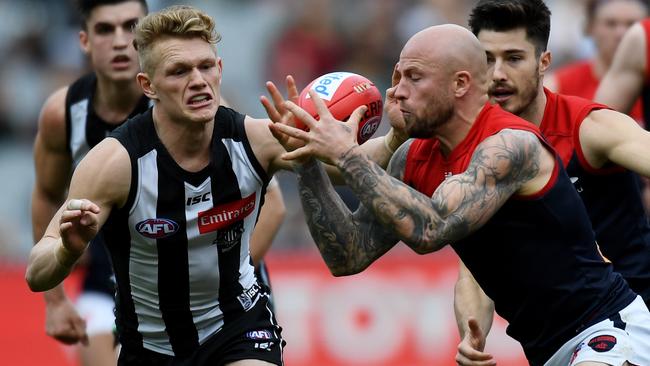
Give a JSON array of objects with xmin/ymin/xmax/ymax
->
[
  {"xmin": 294, "ymin": 156, "xmax": 401, "ymax": 276},
  {"xmin": 595, "ymin": 21, "xmax": 647, "ymax": 113},
  {"xmin": 27, "ymin": 138, "xmax": 130, "ymax": 291},
  {"xmin": 332, "ymin": 128, "xmax": 544, "ymax": 255},
  {"xmin": 580, "ymin": 108, "xmax": 650, "ymax": 175},
  {"xmin": 454, "ymin": 261, "xmax": 496, "ymax": 366}
]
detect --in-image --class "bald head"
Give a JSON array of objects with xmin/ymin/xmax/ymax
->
[{"xmin": 402, "ymin": 24, "xmax": 488, "ymax": 81}]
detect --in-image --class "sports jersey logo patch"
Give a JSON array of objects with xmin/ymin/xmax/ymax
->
[
  {"xmin": 198, "ymin": 193, "xmax": 256, "ymax": 234},
  {"xmin": 214, "ymin": 221, "xmax": 244, "ymax": 253},
  {"xmin": 246, "ymin": 330, "xmax": 272, "ymax": 340},
  {"xmin": 587, "ymin": 335, "xmax": 616, "ymax": 352},
  {"xmin": 135, "ymin": 218, "xmax": 179, "ymax": 238}
]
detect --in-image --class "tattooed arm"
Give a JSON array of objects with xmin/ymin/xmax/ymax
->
[
  {"xmin": 335, "ymin": 128, "xmax": 545, "ymax": 254},
  {"xmin": 295, "ymin": 155, "xmax": 401, "ymax": 276}
]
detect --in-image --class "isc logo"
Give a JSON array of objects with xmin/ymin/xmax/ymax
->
[
  {"xmin": 187, "ymin": 192, "xmax": 211, "ymax": 206},
  {"xmin": 136, "ymin": 218, "xmax": 179, "ymax": 239}
]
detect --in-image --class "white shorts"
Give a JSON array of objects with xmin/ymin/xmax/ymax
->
[
  {"xmin": 544, "ymin": 296, "xmax": 650, "ymax": 366},
  {"xmin": 76, "ymin": 291, "xmax": 116, "ymax": 337}
]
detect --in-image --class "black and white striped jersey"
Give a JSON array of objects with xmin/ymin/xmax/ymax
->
[
  {"xmin": 104, "ymin": 106, "xmax": 269, "ymax": 356},
  {"xmin": 65, "ymin": 72, "xmax": 150, "ymax": 167}
]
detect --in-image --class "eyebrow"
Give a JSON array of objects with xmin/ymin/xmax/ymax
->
[
  {"xmin": 94, "ymin": 17, "xmax": 139, "ymax": 29},
  {"xmin": 486, "ymin": 48, "xmax": 526, "ymax": 55}
]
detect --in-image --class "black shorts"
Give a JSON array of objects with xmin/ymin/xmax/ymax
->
[{"xmin": 117, "ymin": 294, "xmax": 284, "ymax": 366}]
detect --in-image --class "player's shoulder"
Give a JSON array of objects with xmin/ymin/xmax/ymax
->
[
  {"xmin": 37, "ymin": 86, "xmax": 69, "ymax": 148},
  {"xmin": 72, "ymin": 137, "xmax": 132, "ymax": 207},
  {"xmin": 76, "ymin": 138, "xmax": 131, "ymax": 183}
]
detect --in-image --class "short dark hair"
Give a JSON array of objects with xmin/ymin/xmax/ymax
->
[
  {"xmin": 78, "ymin": 0, "xmax": 148, "ymax": 29},
  {"xmin": 468, "ymin": 0, "xmax": 551, "ymax": 56}
]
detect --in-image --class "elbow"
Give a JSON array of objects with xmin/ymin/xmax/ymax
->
[
  {"xmin": 405, "ymin": 238, "xmax": 442, "ymax": 255},
  {"xmin": 25, "ymin": 268, "xmax": 46, "ymax": 292},
  {"xmin": 277, "ymin": 203, "xmax": 287, "ymax": 221},
  {"xmin": 328, "ymin": 263, "xmax": 367, "ymax": 277}
]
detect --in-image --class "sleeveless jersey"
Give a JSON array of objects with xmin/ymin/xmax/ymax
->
[
  {"xmin": 554, "ymin": 60, "xmax": 644, "ymax": 124},
  {"xmin": 65, "ymin": 72, "xmax": 151, "ymax": 296},
  {"xmin": 540, "ymin": 88, "xmax": 650, "ymax": 302},
  {"xmin": 105, "ymin": 106, "xmax": 269, "ymax": 356},
  {"xmin": 403, "ymin": 103, "xmax": 635, "ymax": 365}
]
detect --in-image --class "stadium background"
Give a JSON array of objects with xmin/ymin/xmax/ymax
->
[{"xmin": 0, "ymin": 0, "xmax": 597, "ymax": 364}]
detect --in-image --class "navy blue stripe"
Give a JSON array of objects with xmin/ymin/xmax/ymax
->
[{"xmin": 609, "ymin": 312, "xmax": 626, "ymax": 331}]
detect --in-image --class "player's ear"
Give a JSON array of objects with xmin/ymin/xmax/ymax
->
[
  {"xmin": 539, "ymin": 50, "xmax": 552, "ymax": 74},
  {"xmin": 453, "ymin": 70, "xmax": 471, "ymax": 97},
  {"xmin": 137, "ymin": 73, "xmax": 157, "ymax": 100},
  {"xmin": 79, "ymin": 30, "xmax": 90, "ymax": 55},
  {"xmin": 217, "ymin": 57, "xmax": 223, "ymax": 83}
]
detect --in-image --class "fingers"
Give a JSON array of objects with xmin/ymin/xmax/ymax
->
[
  {"xmin": 284, "ymin": 100, "xmax": 319, "ymax": 130},
  {"xmin": 49, "ymin": 318, "xmax": 88, "ymax": 345},
  {"xmin": 270, "ymin": 122, "xmax": 310, "ymax": 141},
  {"xmin": 66, "ymin": 199, "xmax": 100, "ymax": 214},
  {"xmin": 386, "ymin": 86, "xmax": 396, "ymax": 100},
  {"xmin": 391, "ymin": 62, "xmax": 401, "ymax": 87},
  {"xmin": 266, "ymin": 81, "xmax": 286, "ymax": 112},
  {"xmin": 261, "ymin": 95, "xmax": 281, "ymax": 123},
  {"xmin": 347, "ymin": 105, "xmax": 368, "ymax": 128},
  {"xmin": 468, "ymin": 317, "xmax": 483, "ymax": 339},
  {"xmin": 286, "ymin": 75, "xmax": 299, "ymax": 103},
  {"xmin": 456, "ymin": 342, "xmax": 496, "ymax": 366},
  {"xmin": 281, "ymin": 146, "xmax": 312, "ymax": 162},
  {"xmin": 307, "ymin": 90, "xmax": 333, "ymax": 120}
]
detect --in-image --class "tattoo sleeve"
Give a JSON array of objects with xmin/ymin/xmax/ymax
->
[
  {"xmin": 338, "ymin": 130, "xmax": 542, "ymax": 254},
  {"xmin": 295, "ymin": 158, "xmax": 400, "ymax": 276}
]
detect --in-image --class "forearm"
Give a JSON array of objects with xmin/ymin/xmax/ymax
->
[
  {"xmin": 296, "ymin": 159, "xmax": 397, "ymax": 275},
  {"xmin": 325, "ymin": 129, "xmax": 405, "ymax": 185},
  {"xmin": 454, "ymin": 268, "xmax": 495, "ymax": 338},
  {"xmin": 32, "ymin": 191, "xmax": 72, "ymax": 302},
  {"xmin": 26, "ymin": 237, "xmax": 80, "ymax": 292},
  {"xmin": 337, "ymin": 148, "xmax": 445, "ymax": 254}
]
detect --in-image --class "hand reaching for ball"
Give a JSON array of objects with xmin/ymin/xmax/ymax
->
[{"xmin": 269, "ymin": 89, "xmax": 367, "ymax": 166}]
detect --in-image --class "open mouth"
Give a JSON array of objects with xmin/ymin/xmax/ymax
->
[
  {"xmin": 489, "ymin": 88, "xmax": 514, "ymax": 103},
  {"xmin": 187, "ymin": 93, "xmax": 213, "ymax": 108},
  {"xmin": 111, "ymin": 55, "xmax": 131, "ymax": 69}
]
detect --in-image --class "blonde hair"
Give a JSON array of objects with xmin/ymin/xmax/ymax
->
[{"xmin": 133, "ymin": 5, "xmax": 221, "ymax": 75}]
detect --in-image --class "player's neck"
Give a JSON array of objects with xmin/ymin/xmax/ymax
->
[
  {"xmin": 438, "ymin": 98, "xmax": 485, "ymax": 156},
  {"xmin": 151, "ymin": 107, "xmax": 213, "ymax": 172},
  {"xmin": 519, "ymin": 86, "xmax": 547, "ymax": 127},
  {"xmin": 94, "ymin": 77, "xmax": 143, "ymax": 125}
]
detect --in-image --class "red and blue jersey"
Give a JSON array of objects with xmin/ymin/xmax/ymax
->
[
  {"xmin": 540, "ymin": 88, "xmax": 650, "ymax": 303},
  {"xmin": 403, "ymin": 103, "xmax": 635, "ymax": 365}
]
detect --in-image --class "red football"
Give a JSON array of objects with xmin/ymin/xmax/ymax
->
[{"xmin": 298, "ymin": 72, "xmax": 383, "ymax": 144}]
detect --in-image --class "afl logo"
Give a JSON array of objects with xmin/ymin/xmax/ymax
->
[
  {"xmin": 360, "ymin": 116, "xmax": 381, "ymax": 141},
  {"xmin": 136, "ymin": 218, "xmax": 179, "ymax": 239}
]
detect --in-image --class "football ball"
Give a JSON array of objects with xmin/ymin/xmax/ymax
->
[{"xmin": 298, "ymin": 72, "xmax": 383, "ymax": 144}]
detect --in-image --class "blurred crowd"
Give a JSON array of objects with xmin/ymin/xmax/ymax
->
[{"xmin": 0, "ymin": 0, "xmax": 596, "ymax": 260}]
